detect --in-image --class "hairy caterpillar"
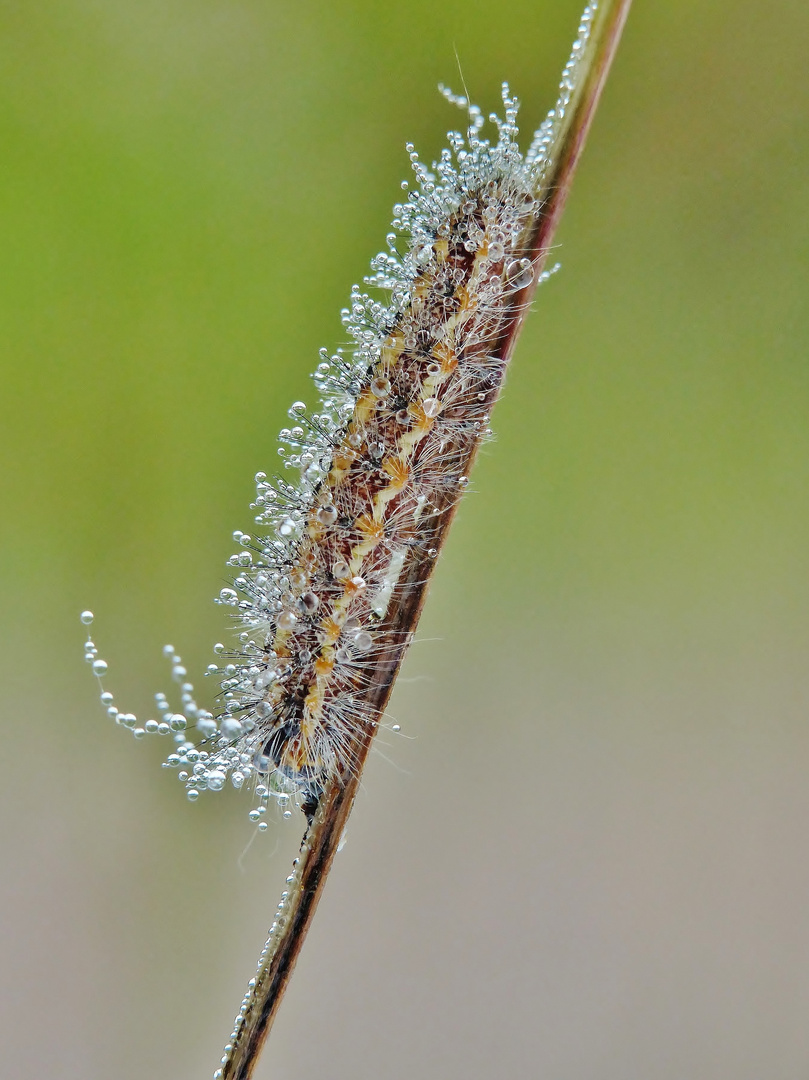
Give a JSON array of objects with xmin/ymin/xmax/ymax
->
[
  {"xmin": 81, "ymin": 1, "xmax": 632, "ymax": 1075},
  {"xmin": 82, "ymin": 50, "xmax": 577, "ymax": 823}
]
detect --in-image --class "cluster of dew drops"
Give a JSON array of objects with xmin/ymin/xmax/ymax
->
[{"xmin": 80, "ymin": 610, "xmax": 296, "ymax": 830}]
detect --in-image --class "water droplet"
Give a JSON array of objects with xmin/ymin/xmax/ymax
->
[
  {"xmin": 277, "ymin": 610, "xmax": 297, "ymax": 630},
  {"xmin": 207, "ymin": 771, "xmax": 226, "ymax": 791},
  {"xmin": 92, "ymin": 659, "xmax": 108, "ymax": 676},
  {"xmin": 506, "ymin": 257, "xmax": 534, "ymax": 290},
  {"xmin": 316, "ymin": 504, "xmax": 337, "ymax": 526},
  {"xmin": 253, "ymin": 749, "xmax": 271, "ymax": 774},
  {"xmin": 145, "ymin": 720, "xmax": 159, "ymax": 734},
  {"xmin": 422, "ymin": 397, "xmax": 441, "ymax": 418},
  {"xmin": 332, "ymin": 560, "xmax": 350, "ymax": 580},
  {"xmin": 220, "ymin": 717, "xmax": 243, "ymax": 741},
  {"xmin": 196, "ymin": 716, "xmax": 218, "ymax": 738},
  {"xmin": 371, "ymin": 376, "xmax": 391, "ymax": 398},
  {"xmin": 80, "ymin": 610, "xmax": 94, "ymax": 625},
  {"xmin": 170, "ymin": 714, "xmax": 187, "ymax": 731},
  {"xmin": 187, "ymin": 789, "xmax": 200, "ymax": 802},
  {"xmin": 353, "ymin": 631, "xmax": 373, "ymax": 653},
  {"xmin": 300, "ymin": 591, "xmax": 320, "ymax": 613}
]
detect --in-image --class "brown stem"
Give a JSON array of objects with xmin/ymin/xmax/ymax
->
[{"xmin": 219, "ymin": 2, "xmax": 632, "ymax": 1076}]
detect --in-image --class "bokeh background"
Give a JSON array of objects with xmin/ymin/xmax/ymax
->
[{"xmin": 2, "ymin": 1, "xmax": 809, "ymax": 1077}]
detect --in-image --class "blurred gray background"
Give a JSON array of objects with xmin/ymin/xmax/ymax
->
[{"xmin": 2, "ymin": 1, "xmax": 809, "ymax": 1077}]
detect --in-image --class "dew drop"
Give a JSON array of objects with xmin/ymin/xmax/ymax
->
[
  {"xmin": 196, "ymin": 716, "xmax": 218, "ymax": 738},
  {"xmin": 92, "ymin": 659, "xmax": 108, "ymax": 676},
  {"xmin": 506, "ymin": 258, "xmax": 534, "ymax": 290},
  {"xmin": 207, "ymin": 771, "xmax": 226, "ymax": 791},
  {"xmin": 253, "ymin": 749, "xmax": 271, "ymax": 774},
  {"xmin": 220, "ymin": 717, "xmax": 243, "ymax": 741},
  {"xmin": 316, "ymin": 504, "xmax": 337, "ymax": 526},
  {"xmin": 80, "ymin": 610, "xmax": 94, "ymax": 625}
]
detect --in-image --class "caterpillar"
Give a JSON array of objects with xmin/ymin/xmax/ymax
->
[
  {"xmin": 81, "ymin": 51, "xmax": 580, "ymax": 824},
  {"xmin": 80, "ymin": 3, "xmax": 632, "ymax": 1076}
]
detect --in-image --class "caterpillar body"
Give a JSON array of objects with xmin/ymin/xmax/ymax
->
[
  {"xmin": 83, "ymin": 6, "xmax": 596, "ymax": 826},
  {"xmin": 78, "ymin": 3, "xmax": 634, "ymax": 1076}
]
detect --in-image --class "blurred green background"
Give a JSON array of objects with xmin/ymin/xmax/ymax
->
[{"xmin": 2, "ymin": 1, "xmax": 809, "ymax": 1077}]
